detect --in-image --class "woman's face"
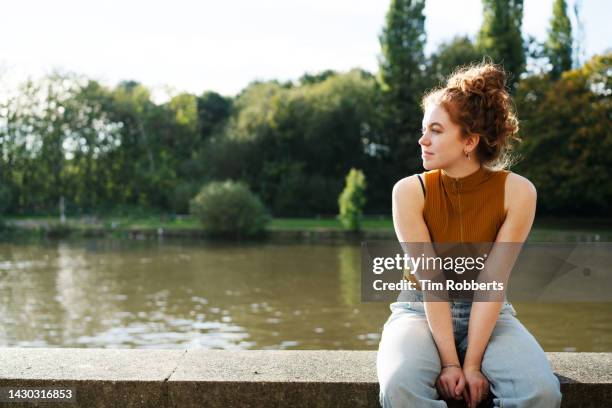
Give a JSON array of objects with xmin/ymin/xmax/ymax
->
[{"xmin": 418, "ymin": 103, "xmax": 469, "ymax": 170}]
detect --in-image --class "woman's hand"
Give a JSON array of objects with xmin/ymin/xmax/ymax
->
[
  {"xmin": 436, "ymin": 366, "xmax": 465, "ymax": 401},
  {"xmin": 462, "ymin": 366, "xmax": 490, "ymax": 408}
]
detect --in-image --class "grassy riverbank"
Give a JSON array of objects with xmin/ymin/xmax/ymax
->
[
  {"xmin": 2, "ymin": 215, "xmax": 612, "ymax": 241},
  {"xmin": 2, "ymin": 215, "xmax": 393, "ymax": 232}
]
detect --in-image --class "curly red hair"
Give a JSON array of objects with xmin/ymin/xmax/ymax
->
[{"xmin": 422, "ymin": 62, "xmax": 521, "ymax": 170}]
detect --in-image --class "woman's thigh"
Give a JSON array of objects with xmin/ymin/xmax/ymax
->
[
  {"xmin": 377, "ymin": 310, "xmax": 444, "ymax": 405},
  {"xmin": 479, "ymin": 314, "xmax": 562, "ymax": 407}
]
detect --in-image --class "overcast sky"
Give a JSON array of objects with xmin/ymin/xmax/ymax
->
[{"xmin": 1, "ymin": 0, "xmax": 609, "ymax": 100}]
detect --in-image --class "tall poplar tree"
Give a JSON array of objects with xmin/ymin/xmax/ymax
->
[
  {"xmin": 544, "ymin": 0, "xmax": 573, "ymax": 78},
  {"xmin": 477, "ymin": 0, "xmax": 525, "ymax": 88},
  {"xmin": 377, "ymin": 0, "xmax": 426, "ymax": 175}
]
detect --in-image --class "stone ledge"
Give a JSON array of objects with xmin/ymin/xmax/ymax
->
[{"xmin": 0, "ymin": 349, "xmax": 609, "ymax": 407}]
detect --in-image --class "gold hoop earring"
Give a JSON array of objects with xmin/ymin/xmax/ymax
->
[{"xmin": 465, "ymin": 150, "xmax": 470, "ymax": 160}]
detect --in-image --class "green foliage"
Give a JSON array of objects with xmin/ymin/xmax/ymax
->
[
  {"xmin": 0, "ymin": 72, "xmax": 120, "ymax": 213},
  {"xmin": 299, "ymin": 70, "xmax": 337, "ymax": 86},
  {"xmin": 477, "ymin": 0, "xmax": 525, "ymax": 88},
  {"xmin": 544, "ymin": 0, "xmax": 573, "ymax": 78},
  {"xmin": 196, "ymin": 91, "xmax": 232, "ymax": 139},
  {"xmin": 425, "ymin": 36, "xmax": 484, "ymax": 89},
  {"xmin": 377, "ymin": 0, "xmax": 427, "ymax": 177},
  {"xmin": 107, "ymin": 82, "xmax": 179, "ymax": 209},
  {"xmin": 0, "ymin": 13, "xmax": 604, "ymax": 222},
  {"xmin": 514, "ymin": 53, "xmax": 611, "ymax": 215},
  {"xmin": 377, "ymin": 0, "xmax": 426, "ymax": 95},
  {"xmin": 205, "ymin": 69, "xmax": 382, "ymax": 216},
  {"xmin": 189, "ymin": 180, "xmax": 270, "ymax": 238},
  {"xmin": 170, "ymin": 181, "xmax": 201, "ymax": 214},
  {"xmin": 0, "ymin": 183, "xmax": 11, "ymax": 215},
  {"xmin": 169, "ymin": 93, "xmax": 198, "ymax": 132},
  {"xmin": 338, "ymin": 169, "xmax": 367, "ymax": 231}
]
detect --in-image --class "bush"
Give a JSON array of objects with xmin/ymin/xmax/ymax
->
[
  {"xmin": 189, "ymin": 180, "xmax": 270, "ymax": 238},
  {"xmin": 338, "ymin": 168, "xmax": 367, "ymax": 231}
]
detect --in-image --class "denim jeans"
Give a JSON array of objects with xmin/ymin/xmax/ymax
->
[{"xmin": 376, "ymin": 296, "xmax": 562, "ymax": 407}]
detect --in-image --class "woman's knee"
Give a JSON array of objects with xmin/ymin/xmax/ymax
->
[
  {"xmin": 503, "ymin": 373, "xmax": 562, "ymax": 407},
  {"xmin": 379, "ymin": 367, "xmax": 434, "ymax": 406},
  {"xmin": 377, "ymin": 352, "xmax": 443, "ymax": 405},
  {"xmin": 528, "ymin": 375, "xmax": 562, "ymax": 406}
]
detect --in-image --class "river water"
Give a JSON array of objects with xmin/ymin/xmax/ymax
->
[{"xmin": 0, "ymin": 233, "xmax": 610, "ymax": 351}]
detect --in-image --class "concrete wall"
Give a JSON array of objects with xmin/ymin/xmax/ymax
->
[{"xmin": 0, "ymin": 349, "xmax": 610, "ymax": 407}]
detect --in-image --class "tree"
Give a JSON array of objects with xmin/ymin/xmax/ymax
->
[
  {"xmin": 476, "ymin": 0, "xmax": 525, "ymax": 89},
  {"xmin": 377, "ymin": 0, "xmax": 427, "ymax": 176},
  {"xmin": 338, "ymin": 168, "xmax": 367, "ymax": 231},
  {"xmin": 544, "ymin": 0, "xmax": 573, "ymax": 78},
  {"xmin": 299, "ymin": 70, "xmax": 337, "ymax": 86},
  {"xmin": 425, "ymin": 36, "xmax": 484, "ymax": 89},
  {"xmin": 514, "ymin": 53, "xmax": 611, "ymax": 215},
  {"xmin": 106, "ymin": 81, "xmax": 168, "ymax": 209},
  {"xmin": 208, "ymin": 71, "xmax": 382, "ymax": 217},
  {"xmin": 63, "ymin": 79, "xmax": 123, "ymax": 212},
  {"xmin": 2, "ymin": 72, "xmax": 83, "ymax": 213},
  {"xmin": 0, "ymin": 182, "xmax": 10, "ymax": 216},
  {"xmin": 196, "ymin": 91, "xmax": 232, "ymax": 140}
]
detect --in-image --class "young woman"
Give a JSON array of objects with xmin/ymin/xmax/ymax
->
[{"xmin": 376, "ymin": 63, "xmax": 562, "ymax": 408}]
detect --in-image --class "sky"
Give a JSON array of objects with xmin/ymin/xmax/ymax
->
[{"xmin": 1, "ymin": 0, "xmax": 610, "ymax": 101}]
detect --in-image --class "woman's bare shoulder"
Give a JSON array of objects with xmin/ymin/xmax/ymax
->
[
  {"xmin": 504, "ymin": 171, "xmax": 537, "ymax": 211},
  {"xmin": 392, "ymin": 173, "xmax": 426, "ymax": 212},
  {"xmin": 393, "ymin": 173, "xmax": 424, "ymax": 194},
  {"xmin": 505, "ymin": 172, "xmax": 536, "ymax": 194}
]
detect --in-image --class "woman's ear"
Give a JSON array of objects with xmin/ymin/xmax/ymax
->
[{"xmin": 466, "ymin": 133, "xmax": 480, "ymax": 152}]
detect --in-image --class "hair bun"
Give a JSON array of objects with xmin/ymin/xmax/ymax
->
[{"xmin": 448, "ymin": 64, "xmax": 507, "ymax": 105}]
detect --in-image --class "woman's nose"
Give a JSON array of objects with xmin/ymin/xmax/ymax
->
[{"xmin": 418, "ymin": 133, "xmax": 429, "ymax": 146}]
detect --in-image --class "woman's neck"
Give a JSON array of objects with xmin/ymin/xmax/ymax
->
[{"xmin": 440, "ymin": 161, "xmax": 482, "ymax": 179}]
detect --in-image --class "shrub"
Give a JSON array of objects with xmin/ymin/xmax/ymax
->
[
  {"xmin": 338, "ymin": 168, "xmax": 367, "ymax": 231},
  {"xmin": 189, "ymin": 180, "xmax": 270, "ymax": 238}
]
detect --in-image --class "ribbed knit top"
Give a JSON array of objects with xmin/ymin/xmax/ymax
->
[{"xmin": 422, "ymin": 166, "xmax": 510, "ymax": 243}]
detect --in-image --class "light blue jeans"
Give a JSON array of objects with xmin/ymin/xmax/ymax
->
[{"xmin": 376, "ymin": 296, "xmax": 562, "ymax": 407}]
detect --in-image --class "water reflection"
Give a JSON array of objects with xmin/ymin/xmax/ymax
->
[
  {"xmin": 0, "ymin": 237, "xmax": 610, "ymax": 351},
  {"xmin": 0, "ymin": 239, "xmax": 387, "ymax": 349},
  {"xmin": 338, "ymin": 245, "xmax": 360, "ymax": 307}
]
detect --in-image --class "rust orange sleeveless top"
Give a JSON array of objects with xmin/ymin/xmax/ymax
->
[{"xmin": 421, "ymin": 166, "xmax": 510, "ymax": 243}]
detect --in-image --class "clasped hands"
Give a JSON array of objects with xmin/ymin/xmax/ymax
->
[{"xmin": 436, "ymin": 364, "xmax": 489, "ymax": 408}]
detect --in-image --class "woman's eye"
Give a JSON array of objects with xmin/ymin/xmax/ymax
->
[{"xmin": 422, "ymin": 127, "xmax": 441, "ymax": 135}]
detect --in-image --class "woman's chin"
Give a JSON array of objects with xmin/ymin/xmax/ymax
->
[{"xmin": 421, "ymin": 160, "xmax": 434, "ymax": 170}]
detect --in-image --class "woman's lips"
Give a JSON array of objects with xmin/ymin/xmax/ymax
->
[{"xmin": 421, "ymin": 151, "xmax": 434, "ymax": 158}]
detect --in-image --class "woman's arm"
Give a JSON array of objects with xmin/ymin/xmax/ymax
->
[
  {"xmin": 463, "ymin": 173, "xmax": 537, "ymax": 371},
  {"xmin": 392, "ymin": 175, "xmax": 460, "ymax": 367}
]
